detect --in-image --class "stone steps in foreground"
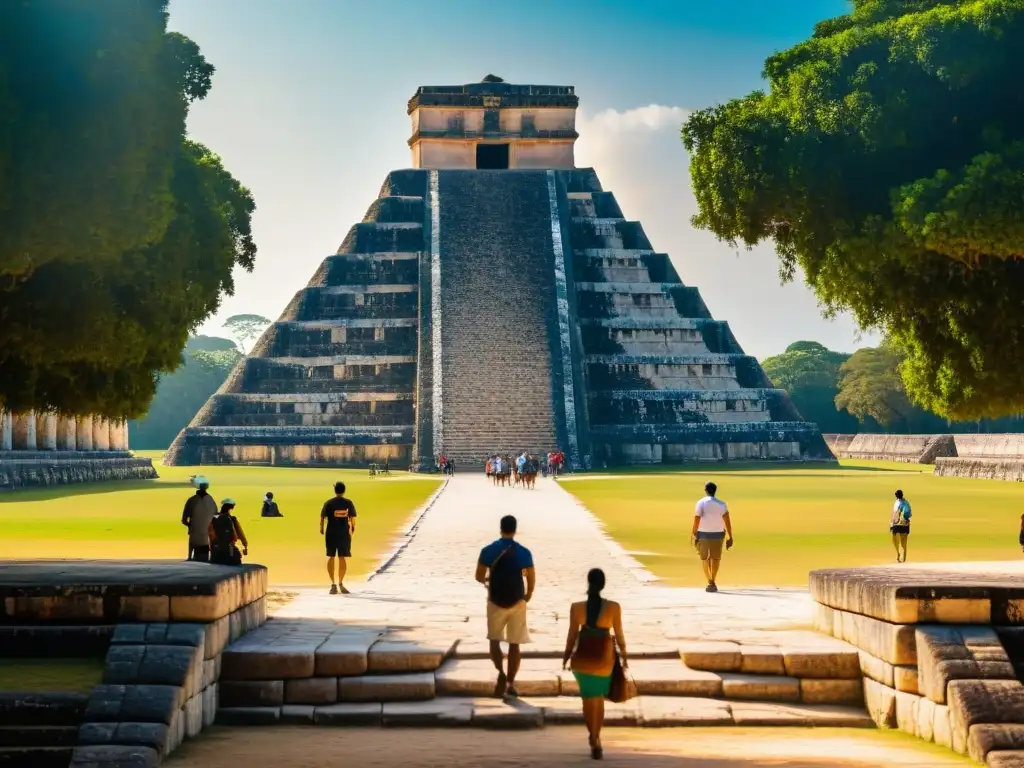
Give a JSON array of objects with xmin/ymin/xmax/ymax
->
[
  {"xmin": 220, "ymin": 659, "xmax": 863, "ymax": 708},
  {"xmin": 678, "ymin": 640, "xmax": 861, "ymax": 679},
  {"xmin": 217, "ymin": 696, "xmax": 873, "ymax": 729}
]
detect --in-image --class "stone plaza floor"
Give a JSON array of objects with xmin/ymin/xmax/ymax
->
[{"xmin": 267, "ymin": 473, "xmax": 816, "ymax": 652}]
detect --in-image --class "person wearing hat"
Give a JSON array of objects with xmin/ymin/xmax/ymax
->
[
  {"xmin": 210, "ymin": 498, "xmax": 249, "ymax": 566},
  {"xmin": 181, "ymin": 475, "xmax": 217, "ymax": 562}
]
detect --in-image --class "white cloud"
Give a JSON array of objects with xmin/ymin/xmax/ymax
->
[{"xmin": 575, "ymin": 105, "xmax": 691, "ymax": 167}]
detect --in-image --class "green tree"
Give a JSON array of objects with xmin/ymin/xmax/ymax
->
[
  {"xmin": 835, "ymin": 346, "xmax": 918, "ymax": 429},
  {"xmin": 0, "ymin": 2, "xmax": 254, "ymax": 419},
  {"xmin": 223, "ymin": 314, "xmax": 272, "ymax": 354},
  {"xmin": 761, "ymin": 341, "xmax": 859, "ymax": 432},
  {"xmin": 682, "ymin": 0, "xmax": 1024, "ymax": 421},
  {"xmin": 129, "ymin": 336, "xmax": 241, "ymax": 450}
]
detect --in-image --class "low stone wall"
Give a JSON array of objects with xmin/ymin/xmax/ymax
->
[
  {"xmin": 829, "ymin": 433, "xmax": 956, "ymax": 464},
  {"xmin": 934, "ymin": 434, "xmax": 1024, "ymax": 481},
  {"xmin": 0, "ymin": 452, "xmax": 157, "ymax": 489},
  {"xmin": 811, "ymin": 563, "xmax": 1024, "ymax": 767}
]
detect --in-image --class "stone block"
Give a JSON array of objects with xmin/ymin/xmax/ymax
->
[
  {"xmin": 895, "ymin": 690, "xmax": 920, "ymax": 737},
  {"xmin": 367, "ymin": 638, "xmax": 456, "ymax": 673},
  {"xmin": 471, "ymin": 699, "xmax": 544, "ymax": 729},
  {"xmin": 0, "ymin": 725, "xmax": 77, "ymax": 748},
  {"xmin": 69, "ymin": 745, "xmax": 159, "ymax": 768},
  {"xmin": 204, "ymin": 617, "xmax": 230, "ymax": 659},
  {"xmin": 729, "ymin": 702, "xmax": 873, "ymax": 727},
  {"xmin": 201, "ymin": 684, "xmax": 217, "ymax": 729},
  {"xmin": 136, "ymin": 645, "xmax": 204, "ymax": 698},
  {"xmin": 917, "ymin": 696, "xmax": 936, "ymax": 742},
  {"xmin": 111, "ymin": 625, "xmax": 149, "ymax": 645},
  {"xmin": 637, "ymin": 696, "xmax": 732, "ymax": 726},
  {"xmin": 720, "ymin": 673, "xmax": 799, "ymax": 702},
  {"xmin": 169, "ymin": 594, "xmax": 229, "ymax": 623},
  {"xmin": 312, "ymin": 703, "xmax": 383, "ymax": 726},
  {"xmin": 86, "ymin": 723, "xmax": 170, "ymax": 755},
  {"xmin": 216, "ymin": 707, "xmax": 281, "ymax": 725},
  {"xmin": 949, "ymin": 679, "xmax": 1024, "ymax": 747},
  {"xmin": 798, "ymin": 679, "xmax": 863, "ymax": 705},
  {"xmin": 678, "ymin": 641, "xmax": 741, "ymax": 672},
  {"xmin": 338, "ymin": 672, "xmax": 434, "ymax": 702},
  {"xmin": 631, "ymin": 659, "xmax": 722, "ymax": 698},
  {"xmin": 84, "ymin": 685, "xmax": 180, "ymax": 725},
  {"xmin": 165, "ymin": 624, "xmax": 206, "ymax": 648},
  {"xmin": 285, "ymin": 677, "xmax": 338, "ymax": 705},
  {"xmin": 220, "ymin": 644, "xmax": 316, "ymax": 680},
  {"xmin": 934, "ymin": 703, "xmax": 953, "ymax": 748},
  {"xmin": 280, "ymin": 705, "xmax": 316, "ymax": 725},
  {"xmin": 183, "ymin": 693, "xmax": 203, "ymax": 738},
  {"xmin": 917, "ymin": 626, "xmax": 1014, "ymax": 704},
  {"xmin": 831, "ymin": 608, "xmax": 917, "ymax": 665},
  {"xmin": 738, "ymin": 646, "xmax": 785, "ymax": 675},
  {"xmin": 435, "ymin": 659, "xmax": 559, "ymax": 697},
  {"xmin": 314, "ymin": 629, "xmax": 382, "ymax": 676},
  {"xmin": 103, "ymin": 646, "xmax": 144, "ymax": 685},
  {"xmin": 381, "ymin": 699, "xmax": 473, "ymax": 727},
  {"xmin": 218, "ymin": 680, "xmax": 283, "ymax": 708},
  {"xmin": 201, "ymin": 658, "xmax": 218, "ymax": 690},
  {"xmin": 0, "ymin": 692, "xmax": 88, "ymax": 726},
  {"xmin": 989, "ymin": 751, "xmax": 1024, "ymax": 768},
  {"xmin": 117, "ymin": 597, "xmax": 170, "ymax": 623},
  {"xmin": 894, "ymin": 665, "xmax": 919, "ymax": 694},
  {"xmin": 971, "ymin": 725, "xmax": 1024, "ymax": 763},
  {"xmin": 782, "ymin": 646, "xmax": 860, "ymax": 679},
  {"xmin": 167, "ymin": 709, "xmax": 184, "ymax": 755},
  {"xmin": 862, "ymin": 677, "xmax": 897, "ymax": 728}
]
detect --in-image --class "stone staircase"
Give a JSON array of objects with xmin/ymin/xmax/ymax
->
[
  {"xmin": 0, "ymin": 692, "xmax": 86, "ymax": 768},
  {"xmin": 215, "ymin": 622, "xmax": 871, "ymax": 728},
  {"xmin": 433, "ymin": 170, "xmax": 562, "ymax": 465}
]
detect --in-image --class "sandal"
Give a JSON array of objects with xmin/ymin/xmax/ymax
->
[{"xmin": 494, "ymin": 671, "xmax": 507, "ymax": 698}]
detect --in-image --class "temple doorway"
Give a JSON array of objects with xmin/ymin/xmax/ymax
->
[{"xmin": 476, "ymin": 143, "xmax": 509, "ymax": 169}]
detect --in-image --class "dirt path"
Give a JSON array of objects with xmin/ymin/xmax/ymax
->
[{"xmin": 166, "ymin": 727, "xmax": 969, "ymax": 768}]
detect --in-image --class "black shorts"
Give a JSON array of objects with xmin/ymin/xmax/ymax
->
[
  {"xmin": 890, "ymin": 525, "xmax": 910, "ymax": 535},
  {"xmin": 326, "ymin": 536, "xmax": 351, "ymax": 558}
]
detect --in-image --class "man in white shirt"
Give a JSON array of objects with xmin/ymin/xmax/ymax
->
[{"xmin": 691, "ymin": 481, "xmax": 734, "ymax": 593}]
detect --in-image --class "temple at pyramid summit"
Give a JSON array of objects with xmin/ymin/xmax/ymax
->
[{"xmin": 165, "ymin": 77, "xmax": 832, "ymax": 470}]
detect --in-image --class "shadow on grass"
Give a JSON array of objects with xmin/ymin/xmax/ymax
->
[{"xmin": 0, "ymin": 477, "xmax": 190, "ymax": 504}]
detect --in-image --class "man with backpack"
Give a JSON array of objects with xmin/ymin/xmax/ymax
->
[
  {"xmin": 475, "ymin": 515, "xmax": 535, "ymax": 699},
  {"xmin": 891, "ymin": 489, "xmax": 912, "ymax": 563},
  {"xmin": 181, "ymin": 475, "xmax": 217, "ymax": 562}
]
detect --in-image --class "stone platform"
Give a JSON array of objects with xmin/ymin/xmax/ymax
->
[
  {"xmin": 811, "ymin": 563, "xmax": 1024, "ymax": 767},
  {"xmin": 0, "ymin": 560, "xmax": 267, "ymax": 623},
  {"xmin": 0, "ymin": 561, "xmax": 268, "ymax": 768}
]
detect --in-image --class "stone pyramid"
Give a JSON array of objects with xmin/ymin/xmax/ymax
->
[{"xmin": 165, "ymin": 79, "xmax": 831, "ymax": 470}]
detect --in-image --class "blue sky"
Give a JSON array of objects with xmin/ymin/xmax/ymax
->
[{"xmin": 169, "ymin": 0, "xmax": 877, "ymax": 359}]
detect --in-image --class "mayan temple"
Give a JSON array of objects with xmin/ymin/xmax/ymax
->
[{"xmin": 165, "ymin": 76, "xmax": 831, "ymax": 470}]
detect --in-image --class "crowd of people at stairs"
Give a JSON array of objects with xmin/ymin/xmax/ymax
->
[{"xmin": 484, "ymin": 450, "xmax": 566, "ymax": 488}]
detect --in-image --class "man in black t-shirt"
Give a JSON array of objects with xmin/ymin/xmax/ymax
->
[{"xmin": 319, "ymin": 481, "xmax": 357, "ymax": 595}]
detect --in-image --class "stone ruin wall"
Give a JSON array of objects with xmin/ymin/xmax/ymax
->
[
  {"xmin": 829, "ymin": 432, "xmax": 1024, "ymax": 481},
  {"xmin": 0, "ymin": 410, "xmax": 156, "ymax": 489}
]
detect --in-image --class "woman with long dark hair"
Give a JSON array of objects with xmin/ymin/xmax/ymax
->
[{"xmin": 562, "ymin": 568, "xmax": 628, "ymax": 760}]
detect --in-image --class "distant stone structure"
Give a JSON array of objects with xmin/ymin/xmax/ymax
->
[
  {"xmin": 825, "ymin": 433, "xmax": 957, "ymax": 464},
  {"xmin": 165, "ymin": 77, "xmax": 831, "ymax": 470},
  {"xmin": 0, "ymin": 411, "xmax": 156, "ymax": 488}
]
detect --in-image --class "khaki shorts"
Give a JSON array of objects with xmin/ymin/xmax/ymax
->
[
  {"xmin": 697, "ymin": 536, "xmax": 724, "ymax": 561},
  {"xmin": 486, "ymin": 600, "xmax": 530, "ymax": 645}
]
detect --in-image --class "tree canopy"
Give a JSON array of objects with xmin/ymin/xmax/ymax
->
[
  {"xmin": 0, "ymin": 1, "xmax": 254, "ymax": 419},
  {"xmin": 682, "ymin": 0, "xmax": 1024, "ymax": 421},
  {"xmin": 761, "ymin": 341, "xmax": 860, "ymax": 433},
  {"xmin": 223, "ymin": 314, "xmax": 272, "ymax": 354}
]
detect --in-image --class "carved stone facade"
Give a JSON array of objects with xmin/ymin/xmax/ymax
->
[
  {"xmin": 166, "ymin": 78, "xmax": 830, "ymax": 470},
  {"xmin": 0, "ymin": 413, "xmax": 155, "ymax": 488}
]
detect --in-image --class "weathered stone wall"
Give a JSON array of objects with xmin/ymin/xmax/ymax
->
[
  {"xmin": 934, "ymin": 434, "xmax": 1024, "ymax": 480},
  {"xmin": 0, "ymin": 453, "xmax": 157, "ymax": 489},
  {"xmin": 834, "ymin": 433, "xmax": 956, "ymax": 463}
]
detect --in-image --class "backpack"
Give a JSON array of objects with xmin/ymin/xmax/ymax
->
[
  {"xmin": 212, "ymin": 514, "xmax": 237, "ymax": 548},
  {"xmin": 900, "ymin": 499, "xmax": 912, "ymax": 522},
  {"xmin": 488, "ymin": 543, "xmax": 525, "ymax": 608}
]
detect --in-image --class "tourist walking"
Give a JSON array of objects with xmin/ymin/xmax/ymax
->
[
  {"xmin": 320, "ymin": 481, "xmax": 357, "ymax": 594},
  {"xmin": 475, "ymin": 515, "xmax": 535, "ymax": 699},
  {"xmin": 891, "ymin": 489, "xmax": 912, "ymax": 563},
  {"xmin": 691, "ymin": 481, "xmax": 733, "ymax": 593},
  {"xmin": 210, "ymin": 499, "xmax": 249, "ymax": 566},
  {"xmin": 181, "ymin": 475, "xmax": 217, "ymax": 562},
  {"xmin": 261, "ymin": 491, "xmax": 282, "ymax": 517},
  {"xmin": 562, "ymin": 568, "xmax": 628, "ymax": 760}
]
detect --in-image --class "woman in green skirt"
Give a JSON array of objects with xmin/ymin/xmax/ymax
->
[{"xmin": 562, "ymin": 568, "xmax": 628, "ymax": 760}]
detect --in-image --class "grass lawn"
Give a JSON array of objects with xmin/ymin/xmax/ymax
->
[
  {"xmin": 0, "ymin": 452, "xmax": 441, "ymax": 585},
  {"xmin": 564, "ymin": 460, "xmax": 1024, "ymax": 587},
  {"xmin": 0, "ymin": 658, "xmax": 105, "ymax": 692}
]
